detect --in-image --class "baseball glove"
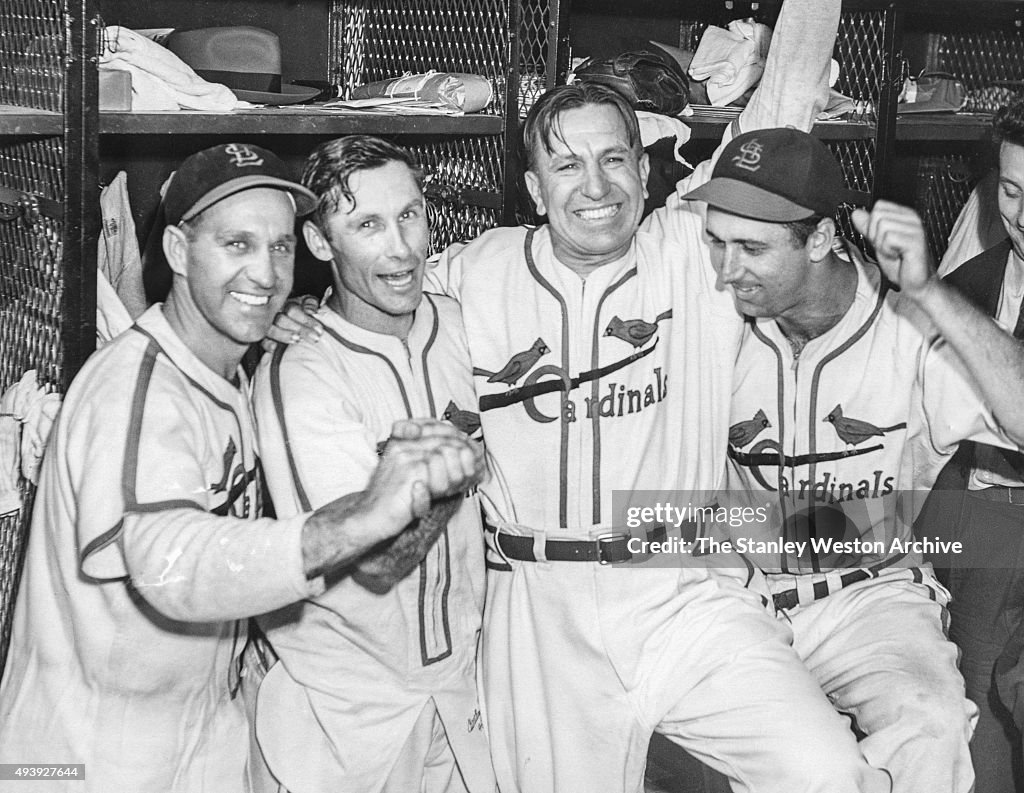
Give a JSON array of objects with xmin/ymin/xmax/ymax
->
[
  {"xmin": 573, "ymin": 50, "xmax": 690, "ymax": 117},
  {"xmin": 351, "ymin": 493, "xmax": 462, "ymax": 595}
]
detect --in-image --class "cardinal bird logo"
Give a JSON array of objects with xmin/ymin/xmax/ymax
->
[
  {"xmin": 487, "ymin": 338, "xmax": 549, "ymax": 387},
  {"xmin": 729, "ymin": 409, "xmax": 772, "ymax": 448},
  {"xmin": 605, "ymin": 316, "xmax": 658, "ymax": 348},
  {"xmin": 604, "ymin": 310, "xmax": 671, "ymax": 348},
  {"xmin": 443, "ymin": 400, "xmax": 481, "ymax": 436},
  {"xmin": 823, "ymin": 405, "xmax": 906, "ymax": 446}
]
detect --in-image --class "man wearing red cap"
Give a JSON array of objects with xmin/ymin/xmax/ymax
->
[
  {"xmin": 0, "ymin": 142, "xmax": 484, "ymax": 792},
  {"xmin": 681, "ymin": 126, "xmax": 1024, "ymax": 793}
]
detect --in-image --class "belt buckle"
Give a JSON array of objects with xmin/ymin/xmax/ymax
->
[
  {"xmin": 596, "ymin": 531, "xmax": 631, "ymax": 565},
  {"xmin": 1010, "ymin": 489, "xmax": 1024, "ymax": 506}
]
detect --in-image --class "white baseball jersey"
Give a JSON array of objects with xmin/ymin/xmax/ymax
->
[
  {"xmin": 725, "ymin": 241, "xmax": 1012, "ymax": 574},
  {"xmin": 0, "ymin": 306, "xmax": 318, "ymax": 793},
  {"xmin": 251, "ymin": 293, "xmax": 490, "ymax": 793},
  {"xmin": 431, "ymin": 217, "xmax": 739, "ymax": 535},
  {"xmin": 428, "ymin": 0, "xmax": 836, "ymax": 538},
  {"xmin": 424, "ymin": 6, "xmax": 890, "ymax": 792}
]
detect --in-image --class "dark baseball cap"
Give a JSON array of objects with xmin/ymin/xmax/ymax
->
[
  {"xmin": 163, "ymin": 142, "xmax": 317, "ymax": 226},
  {"xmin": 681, "ymin": 127, "xmax": 869, "ymax": 222}
]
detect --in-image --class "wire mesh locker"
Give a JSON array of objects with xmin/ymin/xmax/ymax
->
[
  {"xmin": 0, "ymin": 0, "xmax": 65, "ymax": 678},
  {"xmin": 908, "ymin": 14, "xmax": 1024, "ymax": 263},
  {"xmin": 0, "ymin": 0, "xmax": 98, "ymax": 676},
  {"xmin": 328, "ymin": 0, "xmax": 556, "ymax": 246}
]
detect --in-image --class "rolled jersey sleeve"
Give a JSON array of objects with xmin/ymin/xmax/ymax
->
[
  {"xmin": 919, "ymin": 333, "xmax": 1019, "ymax": 456},
  {"xmin": 669, "ymin": 0, "xmax": 841, "ymax": 198},
  {"xmin": 125, "ymin": 510, "xmax": 321, "ymax": 622}
]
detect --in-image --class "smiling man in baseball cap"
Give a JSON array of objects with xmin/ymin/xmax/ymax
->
[
  {"xmin": 163, "ymin": 141, "xmax": 318, "ymax": 227},
  {"xmin": 160, "ymin": 142, "xmax": 318, "ymax": 374},
  {"xmin": 684, "ymin": 126, "xmax": 1024, "ymax": 793},
  {"xmin": 0, "ymin": 141, "xmax": 485, "ymax": 792}
]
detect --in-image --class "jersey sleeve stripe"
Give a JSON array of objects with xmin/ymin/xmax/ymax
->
[{"xmin": 79, "ymin": 519, "xmax": 129, "ymax": 583}]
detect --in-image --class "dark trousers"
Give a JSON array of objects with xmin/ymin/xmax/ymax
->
[{"xmin": 944, "ymin": 491, "xmax": 1024, "ymax": 793}]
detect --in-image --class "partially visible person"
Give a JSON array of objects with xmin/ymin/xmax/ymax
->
[
  {"xmin": 682, "ymin": 126, "xmax": 1024, "ymax": 793},
  {"xmin": 251, "ymin": 136, "xmax": 493, "ymax": 793},
  {"xmin": 0, "ymin": 142, "xmax": 484, "ymax": 793},
  {"xmin": 426, "ymin": 1, "xmax": 893, "ymax": 791},
  {"xmin": 937, "ymin": 168, "xmax": 1007, "ymax": 277},
  {"xmin": 928, "ymin": 97, "xmax": 1024, "ymax": 793}
]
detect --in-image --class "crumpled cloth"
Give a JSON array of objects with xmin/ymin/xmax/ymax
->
[
  {"xmin": 99, "ymin": 172, "xmax": 147, "ymax": 320},
  {"xmin": 100, "ymin": 26, "xmax": 248, "ymax": 111},
  {"xmin": 0, "ymin": 371, "xmax": 62, "ymax": 487},
  {"xmin": 97, "ymin": 268, "xmax": 134, "ymax": 347},
  {"xmin": 0, "ymin": 416, "xmax": 19, "ymax": 515},
  {"xmin": 637, "ymin": 111, "xmax": 694, "ymax": 168},
  {"xmin": 688, "ymin": 19, "xmax": 773, "ymax": 107}
]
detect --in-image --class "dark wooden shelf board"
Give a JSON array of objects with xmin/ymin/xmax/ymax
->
[
  {"xmin": 895, "ymin": 113, "xmax": 995, "ymax": 141},
  {"xmin": 0, "ymin": 106, "xmax": 63, "ymax": 136},
  {"xmin": 683, "ymin": 112, "xmax": 877, "ymax": 141},
  {"xmin": 98, "ymin": 108, "xmax": 506, "ymax": 136}
]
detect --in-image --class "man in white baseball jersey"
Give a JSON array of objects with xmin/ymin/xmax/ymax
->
[
  {"xmin": 0, "ymin": 142, "xmax": 484, "ymax": 793},
  {"xmin": 251, "ymin": 136, "xmax": 492, "ymax": 793},
  {"xmin": 680, "ymin": 126, "xmax": 1024, "ymax": 792},
  {"xmin": 427, "ymin": 1, "xmax": 892, "ymax": 791}
]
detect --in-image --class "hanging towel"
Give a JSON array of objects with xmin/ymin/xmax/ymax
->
[
  {"xmin": 0, "ymin": 371, "xmax": 62, "ymax": 487},
  {"xmin": 99, "ymin": 172, "xmax": 147, "ymax": 319},
  {"xmin": 97, "ymin": 268, "xmax": 134, "ymax": 346},
  {"xmin": 0, "ymin": 416, "xmax": 20, "ymax": 516}
]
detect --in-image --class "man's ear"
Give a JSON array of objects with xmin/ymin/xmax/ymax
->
[
  {"xmin": 163, "ymin": 224, "xmax": 190, "ymax": 278},
  {"xmin": 302, "ymin": 219, "xmax": 334, "ymax": 263},
  {"xmin": 524, "ymin": 170, "xmax": 546, "ymax": 216},
  {"xmin": 808, "ymin": 216, "xmax": 837, "ymax": 262}
]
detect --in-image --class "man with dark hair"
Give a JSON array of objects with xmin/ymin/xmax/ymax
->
[
  {"xmin": 926, "ymin": 96, "xmax": 1024, "ymax": 792},
  {"xmin": 682, "ymin": 126, "xmax": 1024, "ymax": 793},
  {"xmin": 251, "ymin": 136, "xmax": 493, "ymax": 793},
  {"xmin": 426, "ymin": 1, "xmax": 893, "ymax": 791},
  {"xmin": 0, "ymin": 142, "xmax": 484, "ymax": 793}
]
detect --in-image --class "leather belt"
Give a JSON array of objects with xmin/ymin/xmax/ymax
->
[
  {"xmin": 971, "ymin": 486, "xmax": 1024, "ymax": 506},
  {"xmin": 772, "ymin": 553, "xmax": 909, "ymax": 612},
  {"xmin": 773, "ymin": 569, "xmax": 869, "ymax": 611},
  {"xmin": 486, "ymin": 525, "xmax": 632, "ymax": 564}
]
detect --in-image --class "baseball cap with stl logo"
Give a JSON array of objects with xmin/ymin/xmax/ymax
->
[
  {"xmin": 681, "ymin": 127, "xmax": 869, "ymax": 222},
  {"xmin": 162, "ymin": 142, "xmax": 317, "ymax": 227}
]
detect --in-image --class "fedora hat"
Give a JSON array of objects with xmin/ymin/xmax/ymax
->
[{"xmin": 166, "ymin": 26, "xmax": 320, "ymax": 106}]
